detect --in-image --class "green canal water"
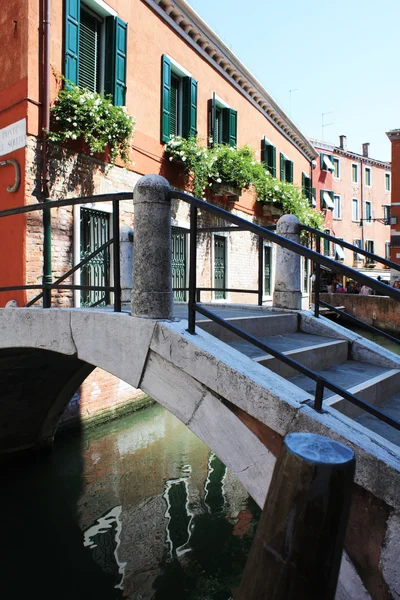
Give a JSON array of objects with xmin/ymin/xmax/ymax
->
[{"xmin": 1, "ymin": 403, "xmax": 260, "ymax": 600}]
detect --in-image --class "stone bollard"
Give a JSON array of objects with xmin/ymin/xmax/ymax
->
[
  {"xmin": 120, "ymin": 226, "xmax": 134, "ymax": 304},
  {"xmin": 236, "ymin": 432, "xmax": 355, "ymax": 600},
  {"xmin": 131, "ymin": 175, "xmax": 173, "ymax": 319},
  {"xmin": 273, "ymin": 214, "xmax": 302, "ymax": 309}
]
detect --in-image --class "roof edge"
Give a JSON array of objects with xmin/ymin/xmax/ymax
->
[{"xmin": 144, "ymin": 0, "xmax": 318, "ymax": 161}]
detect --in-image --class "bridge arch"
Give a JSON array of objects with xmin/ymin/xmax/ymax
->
[{"xmin": 0, "ymin": 308, "xmax": 273, "ymax": 506}]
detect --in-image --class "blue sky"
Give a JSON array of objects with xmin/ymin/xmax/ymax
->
[{"xmin": 187, "ymin": 0, "xmax": 399, "ymax": 162}]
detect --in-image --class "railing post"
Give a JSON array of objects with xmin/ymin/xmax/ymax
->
[
  {"xmin": 315, "ymin": 234, "xmax": 321, "ymax": 318},
  {"xmin": 131, "ymin": 175, "xmax": 173, "ymax": 319},
  {"xmin": 236, "ymin": 432, "xmax": 355, "ymax": 600},
  {"xmin": 112, "ymin": 198, "xmax": 121, "ymax": 312},
  {"xmin": 258, "ymin": 235, "xmax": 263, "ymax": 306},
  {"xmin": 188, "ymin": 204, "xmax": 198, "ymax": 334},
  {"xmin": 42, "ymin": 197, "xmax": 52, "ymax": 308},
  {"xmin": 273, "ymin": 215, "xmax": 302, "ymax": 309}
]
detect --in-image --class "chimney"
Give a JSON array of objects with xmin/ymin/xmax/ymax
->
[
  {"xmin": 362, "ymin": 143, "xmax": 370, "ymax": 157},
  {"xmin": 339, "ymin": 135, "xmax": 347, "ymax": 150}
]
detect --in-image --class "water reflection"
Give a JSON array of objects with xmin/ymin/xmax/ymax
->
[{"xmin": 2, "ymin": 403, "xmax": 259, "ymax": 599}]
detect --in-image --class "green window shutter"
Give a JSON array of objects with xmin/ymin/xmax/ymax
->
[
  {"xmin": 104, "ymin": 17, "xmax": 127, "ymax": 105},
  {"xmin": 222, "ymin": 108, "xmax": 237, "ymax": 147},
  {"xmin": 280, "ymin": 153, "xmax": 285, "ymax": 180},
  {"xmin": 288, "ymin": 161, "xmax": 294, "ymax": 183},
  {"xmin": 302, "ymin": 173, "xmax": 306, "ymax": 195},
  {"xmin": 170, "ymin": 74, "xmax": 180, "ymax": 136},
  {"xmin": 261, "ymin": 138, "xmax": 268, "ymax": 166},
  {"xmin": 114, "ymin": 18, "xmax": 127, "ymax": 106},
  {"xmin": 161, "ymin": 55, "xmax": 172, "ymax": 142},
  {"xmin": 269, "ymin": 145, "xmax": 276, "ymax": 177},
  {"xmin": 320, "ymin": 153, "xmax": 325, "ymax": 170},
  {"xmin": 65, "ymin": 0, "xmax": 80, "ymax": 85},
  {"xmin": 182, "ymin": 77, "xmax": 197, "ymax": 138},
  {"xmin": 79, "ymin": 9, "xmax": 99, "ymax": 92}
]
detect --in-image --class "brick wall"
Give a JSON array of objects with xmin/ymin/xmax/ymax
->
[
  {"xmin": 320, "ymin": 292, "xmax": 400, "ymax": 335},
  {"xmin": 59, "ymin": 367, "xmax": 150, "ymax": 430}
]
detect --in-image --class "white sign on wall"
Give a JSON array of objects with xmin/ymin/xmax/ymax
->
[{"xmin": 0, "ymin": 118, "xmax": 26, "ymax": 157}]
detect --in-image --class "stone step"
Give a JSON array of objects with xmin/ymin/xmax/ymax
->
[
  {"xmin": 197, "ymin": 312, "xmax": 299, "ymax": 341},
  {"xmin": 354, "ymin": 395, "xmax": 400, "ymax": 446},
  {"xmin": 225, "ymin": 332, "xmax": 349, "ymax": 378}
]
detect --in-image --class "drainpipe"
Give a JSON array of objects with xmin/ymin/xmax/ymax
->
[
  {"xmin": 360, "ymin": 157, "xmax": 364, "ymax": 255},
  {"xmin": 42, "ymin": 0, "xmax": 52, "ymax": 307}
]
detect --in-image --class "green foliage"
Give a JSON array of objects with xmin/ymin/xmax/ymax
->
[
  {"xmin": 48, "ymin": 83, "xmax": 136, "ymax": 166},
  {"xmin": 164, "ymin": 136, "xmax": 324, "ymax": 228}
]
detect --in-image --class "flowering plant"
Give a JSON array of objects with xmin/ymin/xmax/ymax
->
[
  {"xmin": 165, "ymin": 136, "xmax": 324, "ymax": 228},
  {"xmin": 48, "ymin": 83, "xmax": 136, "ymax": 166}
]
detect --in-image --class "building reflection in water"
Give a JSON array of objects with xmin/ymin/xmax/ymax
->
[{"xmin": 79, "ymin": 405, "xmax": 260, "ymax": 599}]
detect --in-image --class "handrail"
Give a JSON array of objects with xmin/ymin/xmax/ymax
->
[
  {"xmin": 171, "ymin": 188, "xmax": 400, "ymax": 432},
  {"xmin": 171, "ymin": 190, "xmax": 400, "ymax": 302},
  {"xmin": 196, "ymin": 305, "xmax": 400, "ymax": 431},
  {"xmin": 302, "ymin": 224, "xmax": 400, "ymax": 272}
]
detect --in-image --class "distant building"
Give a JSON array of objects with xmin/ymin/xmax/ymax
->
[
  {"xmin": 311, "ymin": 136, "xmax": 391, "ymax": 282},
  {"xmin": 386, "ymin": 129, "xmax": 400, "ymax": 282}
]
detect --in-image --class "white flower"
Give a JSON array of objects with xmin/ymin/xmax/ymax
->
[
  {"xmin": 182, "ymin": 157, "xmax": 187, "ymax": 162},
  {"xmin": 71, "ymin": 134, "xmax": 77, "ymax": 140},
  {"xmin": 274, "ymin": 185, "xmax": 279, "ymax": 191},
  {"xmin": 73, "ymin": 122, "xmax": 77, "ymax": 127},
  {"xmin": 216, "ymin": 178, "xmax": 222, "ymax": 183},
  {"xmin": 56, "ymin": 116, "xmax": 60, "ymax": 121},
  {"xmin": 169, "ymin": 156, "xmax": 173, "ymax": 161}
]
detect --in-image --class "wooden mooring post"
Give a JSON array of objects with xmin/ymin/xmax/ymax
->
[{"xmin": 236, "ymin": 432, "xmax": 355, "ymax": 600}]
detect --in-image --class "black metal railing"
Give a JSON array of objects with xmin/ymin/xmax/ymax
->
[
  {"xmin": 0, "ymin": 188, "xmax": 399, "ymax": 432},
  {"xmin": 303, "ymin": 225, "xmax": 400, "ymax": 344},
  {"xmin": 0, "ymin": 192, "xmax": 132, "ymax": 311},
  {"xmin": 171, "ymin": 189, "xmax": 400, "ymax": 433}
]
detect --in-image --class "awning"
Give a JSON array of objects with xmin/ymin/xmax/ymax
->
[
  {"xmin": 334, "ymin": 243, "xmax": 345, "ymax": 260},
  {"xmin": 322, "ymin": 154, "xmax": 334, "ymax": 172},
  {"xmin": 322, "ymin": 191, "xmax": 334, "ymax": 210}
]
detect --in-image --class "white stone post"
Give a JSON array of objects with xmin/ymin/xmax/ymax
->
[
  {"xmin": 131, "ymin": 175, "xmax": 173, "ymax": 319},
  {"xmin": 120, "ymin": 226, "xmax": 133, "ymax": 304},
  {"xmin": 273, "ymin": 214, "xmax": 302, "ymax": 310}
]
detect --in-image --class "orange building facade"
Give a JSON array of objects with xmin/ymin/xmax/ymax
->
[
  {"xmin": 0, "ymin": 0, "xmax": 318, "ymax": 310},
  {"xmin": 311, "ymin": 136, "xmax": 391, "ymax": 283}
]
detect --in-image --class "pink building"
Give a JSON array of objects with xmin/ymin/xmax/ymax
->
[{"xmin": 311, "ymin": 136, "xmax": 391, "ymax": 283}]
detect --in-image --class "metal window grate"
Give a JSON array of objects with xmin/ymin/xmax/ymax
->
[{"xmin": 80, "ymin": 208, "xmax": 110, "ymax": 306}]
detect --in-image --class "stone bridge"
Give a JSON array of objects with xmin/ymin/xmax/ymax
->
[{"xmin": 1, "ymin": 175, "xmax": 399, "ymax": 599}]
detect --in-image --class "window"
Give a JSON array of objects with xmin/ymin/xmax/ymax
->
[
  {"xmin": 385, "ymin": 173, "xmax": 391, "ymax": 192},
  {"xmin": 321, "ymin": 153, "xmax": 334, "ymax": 172},
  {"xmin": 365, "ymin": 201, "xmax": 372, "ymax": 223},
  {"xmin": 365, "ymin": 240, "xmax": 375, "ymax": 264},
  {"xmin": 280, "ymin": 153, "xmax": 293, "ymax": 182},
  {"xmin": 65, "ymin": 0, "xmax": 127, "ymax": 105},
  {"xmin": 332, "ymin": 157, "xmax": 340, "ymax": 178},
  {"xmin": 352, "ymin": 163, "xmax": 358, "ymax": 183},
  {"xmin": 334, "ymin": 239, "xmax": 345, "ymax": 261},
  {"xmin": 384, "ymin": 205, "xmax": 391, "ymax": 225},
  {"xmin": 320, "ymin": 189, "xmax": 334, "ymax": 210},
  {"xmin": 386, "ymin": 241, "xmax": 390, "ymax": 260},
  {"xmin": 301, "ymin": 172, "xmax": 312, "ymax": 202},
  {"xmin": 263, "ymin": 245, "xmax": 273, "ymax": 297},
  {"xmin": 324, "ymin": 230, "xmax": 331, "ymax": 256},
  {"xmin": 261, "ymin": 138, "xmax": 276, "ymax": 177},
  {"xmin": 352, "ymin": 198, "xmax": 359, "ymax": 222},
  {"xmin": 209, "ymin": 94, "xmax": 237, "ymax": 147},
  {"xmin": 365, "ymin": 167, "xmax": 371, "ymax": 186},
  {"xmin": 161, "ymin": 56, "xmax": 198, "ymax": 142},
  {"xmin": 353, "ymin": 239, "xmax": 362, "ymax": 263},
  {"xmin": 302, "ymin": 257, "xmax": 310, "ymax": 294},
  {"xmin": 333, "ymin": 194, "xmax": 341, "ymax": 219}
]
